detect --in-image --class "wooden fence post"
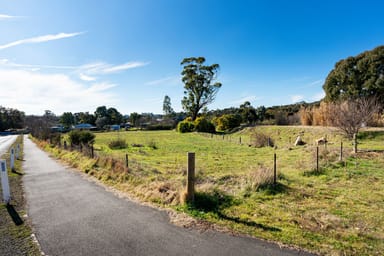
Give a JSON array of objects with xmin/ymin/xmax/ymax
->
[
  {"xmin": 91, "ymin": 145, "xmax": 94, "ymax": 158},
  {"xmin": 324, "ymin": 135, "xmax": 328, "ymax": 150},
  {"xmin": 316, "ymin": 146, "xmax": 319, "ymax": 173},
  {"xmin": 340, "ymin": 141, "xmax": 343, "ymax": 162},
  {"xmin": 10, "ymin": 148, "xmax": 15, "ymax": 171},
  {"xmin": 353, "ymin": 133, "xmax": 357, "ymax": 154},
  {"xmin": 239, "ymin": 136, "xmax": 242, "ymax": 144},
  {"xmin": 125, "ymin": 154, "xmax": 129, "ymax": 169},
  {"xmin": 186, "ymin": 152, "xmax": 195, "ymax": 203},
  {"xmin": 273, "ymin": 153, "xmax": 277, "ymax": 185}
]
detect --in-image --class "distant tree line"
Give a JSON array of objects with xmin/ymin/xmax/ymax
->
[
  {"xmin": 0, "ymin": 106, "xmax": 25, "ymax": 131},
  {"xmin": 9, "ymin": 46, "xmax": 384, "ymax": 139}
]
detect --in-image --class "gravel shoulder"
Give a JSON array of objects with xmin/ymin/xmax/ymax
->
[{"xmin": 0, "ymin": 135, "xmax": 41, "ymax": 256}]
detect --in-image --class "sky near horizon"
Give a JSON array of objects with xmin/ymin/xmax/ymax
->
[{"xmin": 1, "ymin": 0, "xmax": 384, "ymax": 115}]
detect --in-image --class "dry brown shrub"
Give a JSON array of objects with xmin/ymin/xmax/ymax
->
[
  {"xmin": 367, "ymin": 113, "xmax": 384, "ymax": 127},
  {"xmin": 299, "ymin": 107, "xmax": 313, "ymax": 125},
  {"xmin": 300, "ymin": 102, "xmax": 335, "ymax": 126},
  {"xmin": 250, "ymin": 131, "xmax": 274, "ymax": 148},
  {"xmin": 312, "ymin": 101, "xmax": 334, "ymax": 126},
  {"xmin": 244, "ymin": 165, "xmax": 275, "ymax": 191},
  {"xmin": 140, "ymin": 181, "xmax": 180, "ymax": 205}
]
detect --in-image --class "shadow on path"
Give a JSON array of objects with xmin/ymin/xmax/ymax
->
[
  {"xmin": 6, "ymin": 204, "xmax": 24, "ymax": 226},
  {"xmin": 11, "ymin": 169, "xmax": 24, "ymax": 176}
]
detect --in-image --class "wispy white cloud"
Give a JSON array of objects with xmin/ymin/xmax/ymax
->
[
  {"xmin": 79, "ymin": 73, "xmax": 96, "ymax": 81},
  {"xmin": 85, "ymin": 82, "xmax": 116, "ymax": 93},
  {"xmin": 0, "ymin": 68, "xmax": 118, "ymax": 114},
  {"xmin": 0, "ymin": 32, "xmax": 84, "ymax": 50},
  {"xmin": 307, "ymin": 79, "xmax": 323, "ymax": 87},
  {"xmin": 103, "ymin": 62, "xmax": 148, "ymax": 73},
  {"xmin": 291, "ymin": 95, "xmax": 304, "ymax": 103},
  {"xmin": 298, "ymin": 79, "xmax": 324, "ymax": 89},
  {"xmin": 0, "ymin": 14, "xmax": 19, "ymax": 20},
  {"xmin": 230, "ymin": 95, "xmax": 261, "ymax": 106},
  {"xmin": 145, "ymin": 75, "xmax": 180, "ymax": 86},
  {"xmin": 0, "ymin": 59, "xmax": 147, "ymax": 78},
  {"xmin": 280, "ymin": 76, "xmax": 311, "ymax": 84},
  {"xmin": 78, "ymin": 61, "xmax": 149, "ymax": 75},
  {"xmin": 0, "ymin": 58, "xmax": 76, "ymax": 70},
  {"xmin": 311, "ymin": 92, "xmax": 325, "ymax": 101}
]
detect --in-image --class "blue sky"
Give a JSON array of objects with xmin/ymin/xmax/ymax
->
[{"xmin": 1, "ymin": 0, "xmax": 383, "ymax": 115}]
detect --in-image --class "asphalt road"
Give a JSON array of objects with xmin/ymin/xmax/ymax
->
[
  {"xmin": 0, "ymin": 135, "xmax": 17, "ymax": 156},
  {"xmin": 22, "ymin": 136, "xmax": 315, "ymax": 256}
]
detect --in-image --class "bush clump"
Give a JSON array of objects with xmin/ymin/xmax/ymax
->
[
  {"xmin": 177, "ymin": 117, "xmax": 216, "ymax": 133},
  {"xmin": 213, "ymin": 114, "xmax": 242, "ymax": 131},
  {"xmin": 250, "ymin": 131, "xmax": 274, "ymax": 148},
  {"xmin": 108, "ymin": 138, "xmax": 128, "ymax": 149},
  {"xmin": 194, "ymin": 117, "xmax": 216, "ymax": 133},
  {"xmin": 177, "ymin": 120, "xmax": 195, "ymax": 133},
  {"xmin": 68, "ymin": 130, "xmax": 95, "ymax": 146},
  {"xmin": 49, "ymin": 133, "xmax": 62, "ymax": 146}
]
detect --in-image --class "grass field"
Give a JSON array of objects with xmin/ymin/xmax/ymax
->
[{"xmin": 45, "ymin": 126, "xmax": 384, "ymax": 255}]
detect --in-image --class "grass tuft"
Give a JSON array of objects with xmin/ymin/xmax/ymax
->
[{"xmin": 108, "ymin": 138, "xmax": 128, "ymax": 149}]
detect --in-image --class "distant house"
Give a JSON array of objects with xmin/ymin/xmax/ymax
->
[
  {"xmin": 73, "ymin": 123, "xmax": 97, "ymax": 131},
  {"xmin": 110, "ymin": 124, "xmax": 120, "ymax": 131},
  {"xmin": 50, "ymin": 125, "xmax": 65, "ymax": 133}
]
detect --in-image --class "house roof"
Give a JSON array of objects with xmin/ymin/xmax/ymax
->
[{"xmin": 74, "ymin": 123, "xmax": 96, "ymax": 129}]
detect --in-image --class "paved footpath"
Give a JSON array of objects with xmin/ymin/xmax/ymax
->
[{"xmin": 22, "ymin": 136, "xmax": 315, "ymax": 256}]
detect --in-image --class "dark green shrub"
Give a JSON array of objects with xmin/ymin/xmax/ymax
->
[
  {"xmin": 68, "ymin": 130, "xmax": 95, "ymax": 146},
  {"xmin": 79, "ymin": 131, "xmax": 96, "ymax": 145},
  {"xmin": 195, "ymin": 117, "xmax": 215, "ymax": 133},
  {"xmin": 146, "ymin": 124, "xmax": 174, "ymax": 130}
]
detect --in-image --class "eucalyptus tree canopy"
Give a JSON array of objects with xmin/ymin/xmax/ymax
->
[
  {"xmin": 323, "ymin": 45, "xmax": 384, "ymax": 102},
  {"xmin": 181, "ymin": 57, "xmax": 221, "ymax": 121}
]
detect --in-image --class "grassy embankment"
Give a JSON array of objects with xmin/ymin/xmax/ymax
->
[
  {"xmin": 0, "ymin": 135, "xmax": 41, "ymax": 255},
  {"xmin": 40, "ymin": 126, "xmax": 384, "ymax": 255}
]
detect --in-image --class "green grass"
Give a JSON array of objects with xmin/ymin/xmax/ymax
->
[{"xmin": 45, "ymin": 126, "xmax": 384, "ymax": 255}]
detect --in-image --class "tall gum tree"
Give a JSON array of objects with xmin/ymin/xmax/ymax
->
[{"xmin": 181, "ymin": 57, "xmax": 221, "ymax": 121}]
